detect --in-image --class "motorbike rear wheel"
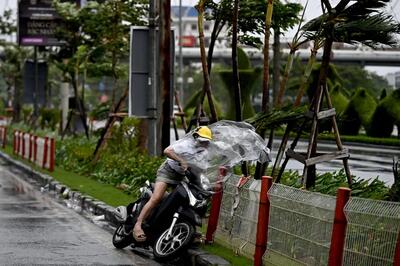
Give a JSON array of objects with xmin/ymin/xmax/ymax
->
[
  {"xmin": 112, "ymin": 224, "xmax": 133, "ymax": 249},
  {"xmin": 153, "ymin": 221, "xmax": 194, "ymax": 261}
]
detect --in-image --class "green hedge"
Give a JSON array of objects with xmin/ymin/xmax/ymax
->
[{"xmin": 341, "ymin": 88, "xmax": 377, "ymax": 135}]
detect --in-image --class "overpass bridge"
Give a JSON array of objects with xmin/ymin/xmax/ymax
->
[{"xmin": 179, "ymin": 47, "xmax": 400, "ymax": 67}]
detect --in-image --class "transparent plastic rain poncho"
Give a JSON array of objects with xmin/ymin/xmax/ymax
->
[{"xmin": 169, "ymin": 120, "xmax": 271, "ymax": 189}]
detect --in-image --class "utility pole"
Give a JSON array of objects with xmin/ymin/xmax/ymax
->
[
  {"xmin": 148, "ymin": 0, "xmax": 158, "ymax": 155},
  {"xmin": 159, "ymin": 0, "xmax": 171, "ymax": 151},
  {"xmin": 33, "ymin": 46, "xmax": 39, "ymax": 120},
  {"xmin": 178, "ymin": 0, "xmax": 183, "ymax": 102}
]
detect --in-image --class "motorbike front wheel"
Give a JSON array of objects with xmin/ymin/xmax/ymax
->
[
  {"xmin": 112, "ymin": 224, "xmax": 133, "ymax": 249},
  {"xmin": 153, "ymin": 221, "xmax": 194, "ymax": 261}
]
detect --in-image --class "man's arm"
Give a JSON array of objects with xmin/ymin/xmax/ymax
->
[{"xmin": 164, "ymin": 146, "xmax": 188, "ymax": 171}]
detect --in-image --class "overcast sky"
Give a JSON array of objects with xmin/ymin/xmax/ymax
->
[{"xmin": 172, "ymin": 0, "xmax": 400, "ymax": 76}]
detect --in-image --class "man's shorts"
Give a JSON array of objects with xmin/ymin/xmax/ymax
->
[{"xmin": 155, "ymin": 161, "xmax": 186, "ymax": 185}]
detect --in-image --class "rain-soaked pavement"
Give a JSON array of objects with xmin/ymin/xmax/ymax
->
[{"xmin": 0, "ymin": 161, "xmax": 161, "ymax": 266}]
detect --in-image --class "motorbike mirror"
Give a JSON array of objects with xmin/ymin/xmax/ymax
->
[{"xmin": 145, "ymin": 180, "xmax": 150, "ymax": 186}]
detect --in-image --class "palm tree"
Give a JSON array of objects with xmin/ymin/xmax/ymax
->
[{"xmin": 299, "ymin": 0, "xmax": 400, "ymax": 187}]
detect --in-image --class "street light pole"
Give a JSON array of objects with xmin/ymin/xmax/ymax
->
[{"xmin": 33, "ymin": 46, "xmax": 39, "ymax": 120}]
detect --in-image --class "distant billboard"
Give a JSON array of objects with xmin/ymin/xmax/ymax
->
[{"xmin": 18, "ymin": 0, "xmax": 76, "ymax": 46}]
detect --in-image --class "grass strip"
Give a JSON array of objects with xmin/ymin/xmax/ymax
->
[
  {"xmin": 201, "ymin": 242, "xmax": 253, "ymax": 265},
  {"xmin": 2, "ymin": 145, "xmax": 133, "ymax": 207}
]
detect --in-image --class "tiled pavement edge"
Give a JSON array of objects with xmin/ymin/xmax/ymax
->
[{"xmin": 0, "ymin": 151, "xmax": 230, "ymax": 266}]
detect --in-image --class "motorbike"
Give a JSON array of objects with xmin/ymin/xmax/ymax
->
[{"xmin": 112, "ymin": 170, "xmax": 213, "ymax": 261}]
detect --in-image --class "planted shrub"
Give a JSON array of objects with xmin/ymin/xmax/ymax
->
[
  {"xmin": 90, "ymin": 101, "xmax": 110, "ymax": 121},
  {"xmin": 383, "ymin": 89, "xmax": 400, "ymax": 125},
  {"xmin": 184, "ymin": 89, "xmax": 223, "ymax": 120},
  {"xmin": 40, "ymin": 108, "xmax": 61, "ymax": 131},
  {"xmin": 319, "ymin": 82, "xmax": 349, "ymax": 133},
  {"xmin": 218, "ymin": 47, "xmax": 261, "ymax": 120},
  {"xmin": 367, "ymin": 89, "xmax": 400, "ymax": 138},
  {"xmin": 279, "ymin": 169, "xmax": 389, "ymax": 200},
  {"xmin": 387, "ymin": 157, "xmax": 400, "ymax": 202},
  {"xmin": 330, "ymin": 83, "xmax": 349, "ymax": 115},
  {"xmin": 56, "ymin": 117, "xmax": 164, "ymax": 195},
  {"xmin": 340, "ymin": 88, "xmax": 377, "ymax": 135}
]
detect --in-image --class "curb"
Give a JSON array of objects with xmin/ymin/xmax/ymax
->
[{"xmin": 0, "ymin": 151, "xmax": 230, "ymax": 266}]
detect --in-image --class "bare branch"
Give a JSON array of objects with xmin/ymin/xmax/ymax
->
[
  {"xmin": 335, "ymin": 0, "xmax": 351, "ymax": 13},
  {"xmin": 321, "ymin": 0, "xmax": 332, "ymax": 13}
]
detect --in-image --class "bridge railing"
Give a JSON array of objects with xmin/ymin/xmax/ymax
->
[{"xmin": 208, "ymin": 173, "xmax": 400, "ymax": 266}]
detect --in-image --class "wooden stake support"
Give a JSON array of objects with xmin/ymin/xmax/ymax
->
[{"xmin": 276, "ymin": 82, "xmax": 352, "ymax": 188}]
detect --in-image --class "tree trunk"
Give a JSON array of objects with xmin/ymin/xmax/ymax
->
[
  {"xmin": 294, "ymin": 42, "xmax": 320, "ymax": 106},
  {"xmin": 92, "ymin": 86, "xmax": 129, "ymax": 163},
  {"xmin": 261, "ymin": 0, "xmax": 274, "ymax": 113},
  {"xmin": 188, "ymin": 10, "xmax": 224, "ymax": 131},
  {"xmin": 196, "ymin": 1, "xmax": 218, "ymax": 123},
  {"xmin": 12, "ymin": 76, "xmax": 22, "ymax": 123},
  {"xmin": 272, "ymin": 28, "xmax": 281, "ymax": 106},
  {"xmin": 255, "ymin": 0, "xmax": 274, "ymax": 180},
  {"xmin": 71, "ymin": 72, "xmax": 89, "ymax": 139},
  {"xmin": 207, "ymin": 16, "xmax": 222, "ymax": 75},
  {"xmin": 275, "ymin": 49, "xmax": 295, "ymax": 108},
  {"xmin": 305, "ymin": 38, "xmax": 333, "ymax": 188},
  {"xmin": 232, "ymin": 0, "xmax": 241, "ymax": 121}
]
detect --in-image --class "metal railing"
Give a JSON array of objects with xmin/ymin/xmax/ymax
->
[
  {"xmin": 343, "ymin": 198, "xmax": 400, "ymax": 266},
  {"xmin": 267, "ymin": 184, "xmax": 336, "ymax": 265},
  {"xmin": 211, "ymin": 174, "xmax": 400, "ymax": 266}
]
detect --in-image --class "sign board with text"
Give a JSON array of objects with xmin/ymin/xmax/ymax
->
[{"xmin": 18, "ymin": 0, "xmax": 75, "ymax": 46}]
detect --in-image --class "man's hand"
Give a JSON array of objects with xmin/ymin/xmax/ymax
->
[
  {"xmin": 164, "ymin": 146, "xmax": 188, "ymax": 171},
  {"xmin": 180, "ymin": 160, "xmax": 188, "ymax": 171}
]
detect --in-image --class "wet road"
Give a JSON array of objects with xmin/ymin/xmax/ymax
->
[{"xmin": 0, "ymin": 162, "xmax": 160, "ymax": 266}]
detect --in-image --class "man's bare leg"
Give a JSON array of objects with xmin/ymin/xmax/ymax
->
[{"xmin": 133, "ymin": 181, "xmax": 168, "ymax": 240}]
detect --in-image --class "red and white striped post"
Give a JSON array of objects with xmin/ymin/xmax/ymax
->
[
  {"xmin": 49, "ymin": 138, "xmax": 55, "ymax": 172},
  {"xmin": 328, "ymin": 187, "xmax": 351, "ymax": 266},
  {"xmin": 254, "ymin": 176, "xmax": 273, "ymax": 266},
  {"xmin": 205, "ymin": 166, "xmax": 227, "ymax": 243},
  {"xmin": 18, "ymin": 131, "xmax": 23, "ymax": 156},
  {"xmin": 14, "ymin": 130, "xmax": 19, "ymax": 154},
  {"xmin": 13, "ymin": 130, "xmax": 16, "ymax": 153},
  {"xmin": 33, "ymin": 135, "xmax": 38, "ymax": 163},
  {"xmin": 3, "ymin": 126, "xmax": 7, "ymax": 148},
  {"xmin": 394, "ymin": 228, "xmax": 400, "ymax": 265},
  {"xmin": 29, "ymin": 134, "xmax": 33, "ymax": 161},
  {"xmin": 42, "ymin": 137, "xmax": 48, "ymax": 169}
]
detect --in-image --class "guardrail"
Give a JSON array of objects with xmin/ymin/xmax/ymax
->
[
  {"xmin": 206, "ymin": 172, "xmax": 400, "ymax": 266},
  {"xmin": 13, "ymin": 130, "xmax": 55, "ymax": 172}
]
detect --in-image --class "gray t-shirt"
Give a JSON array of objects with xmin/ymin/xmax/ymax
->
[{"xmin": 166, "ymin": 137, "xmax": 208, "ymax": 176}]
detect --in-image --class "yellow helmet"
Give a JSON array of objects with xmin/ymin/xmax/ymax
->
[{"xmin": 193, "ymin": 126, "xmax": 212, "ymax": 140}]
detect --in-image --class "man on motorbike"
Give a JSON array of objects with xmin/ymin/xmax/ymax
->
[{"xmin": 133, "ymin": 126, "xmax": 213, "ymax": 242}]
